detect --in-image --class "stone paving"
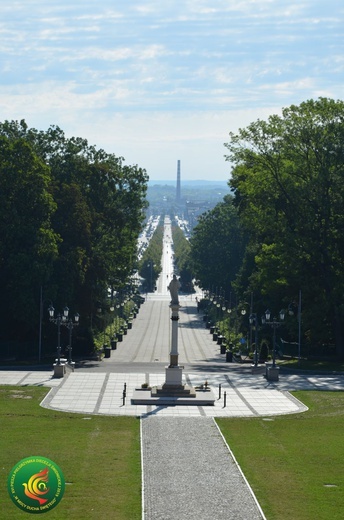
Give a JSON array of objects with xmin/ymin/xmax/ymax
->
[
  {"xmin": 43, "ymin": 371, "xmax": 294, "ymax": 417},
  {"xmin": 3, "ymin": 366, "xmax": 344, "ymax": 418},
  {"xmin": 141, "ymin": 417, "xmax": 265, "ymax": 520}
]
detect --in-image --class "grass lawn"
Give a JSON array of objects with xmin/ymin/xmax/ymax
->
[
  {"xmin": 277, "ymin": 358, "xmax": 344, "ymax": 372},
  {"xmin": 2, "ymin": 385, "xmax": 344, "ymax": 520},
  {"xmin": 0, "ymin": 386, "xmax": 141, "ymax": 520},
  {"xmin": 217, "ymin": 390, "xmax": 344, "ymax": 520}
]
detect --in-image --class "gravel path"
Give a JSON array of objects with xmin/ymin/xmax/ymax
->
[{"xmin": 141, "ymin": 416, "xmax": 265, "ymax": 520}]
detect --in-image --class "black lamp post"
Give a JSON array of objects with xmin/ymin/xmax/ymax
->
[
  {"xmin": 48, "ymin": 305, "xmax": 79, "ymax": 365},
  {"xmin": 65, "ymin": 313, "xmax": 79, "ymax": 364},
  {"xmin": 249, "ymin": 313, "xmax": 259, "ymax": 367},
  {"xmin": 262, "ymin": 308, "xmax": 285, "ymax": 367}
]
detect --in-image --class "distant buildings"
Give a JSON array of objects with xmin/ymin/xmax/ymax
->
[{"xmin": 145, "ymin": 162, "xmax": 230, "ymax": 232}]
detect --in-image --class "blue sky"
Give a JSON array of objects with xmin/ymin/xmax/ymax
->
[{"xmin": 0, "ymin": 1, "xmax": 343, "ymax": 181}]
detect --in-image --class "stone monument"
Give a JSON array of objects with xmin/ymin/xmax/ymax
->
[
  {"xmin": 167, "ymin": 275, "xmax": 180, "ymax": 367},
  {"xmin": 151, "ymin": 275, "xmax": 195, "ymax": 397},
  {"xmin": 131, "ymin": 274, "xmax": 215, "ymax": 405}
]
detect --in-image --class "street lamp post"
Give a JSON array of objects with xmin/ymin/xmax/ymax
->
[
  {"xmin": 65, "ymin": 313, "xmax": 80, "ymax": 364},
  {"xmin": 48, "ymin": 305, "xmax": 68, "ymax": 365},
  {"xmin": 262, "ymin": 308, "xmax": 285, "ymax": 381},
  {"xmin": 48, "ymin": 305, "xmax": 79, "ymax": 377},
  {"xmin": 249, "ymin": 313, "xmax": 259, "ymax": 367},
  {"xmin": 262, "ymin": 309, "xmax": 285, "ymax": 367}
]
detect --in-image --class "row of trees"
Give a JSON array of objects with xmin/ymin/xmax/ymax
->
[
  {"xmin": 190, "ymin": 195, "xmax": 248, "ymax": 297},
  {"xmin": 190, "ymin": 98, "xmax": 344, "ymax": 359},
  {"xmin": 171, "ymin": 223, "xmax": 193, "ymax": 292},
  {"xmin": 138, "ymin": 219, "xmax": 193, "ymax": 294},
  {"xmin": 0, "ymin": 120, "xmax": 148, "ymax": 357},
  {"xmin": 138, "ymin": 222, "xmax": 163, "ymax": 292}
]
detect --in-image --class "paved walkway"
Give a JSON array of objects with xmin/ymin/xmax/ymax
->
[
  {"xmin": 141, "ymin": 417, "xmax": 265, "ymax": 520},
  {"xmin": 2, "ymin": 296, "xmax": 344, "ymax": 417},
  {"xmin": 3, "ymin": 362, "xmax": 344, "ymax": 418}
]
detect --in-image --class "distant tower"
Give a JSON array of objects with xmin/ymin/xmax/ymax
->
[{"xmin": 176, "ymin": 160, "xmax": 181, "ymax": 203}]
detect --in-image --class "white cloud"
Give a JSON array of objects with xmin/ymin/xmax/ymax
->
[
  {"xmin": 75, "ymin": 11, "xmax": 124, "ymax": 21},
  {"xmin": 0, "ymin": 0, "xmax": 343, "ymax": 180},
  {"xmin": 134, "ymin": 4, "xmax": 158, "ymax": 15}
]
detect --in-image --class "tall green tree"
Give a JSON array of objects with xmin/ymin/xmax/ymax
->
[
  {"xmin": 171, "ymin": 224, "xmax": 193, "ymax": 292},
  {"xmin": 225, "ymin": 97, "xmax": 344, "ymax": 357},
  {"xmin": 189, "ymin": 194, "xmax": 247, "ymax": 299},
  {"xmin": 139, "ymin": 224, "xmax": 163, "ymax": 291},
  {"xmin": 0, "ymin": 136, "xmax": 59, "ymax": 339},
  {"xmin": 0, "ymin": 120, "xmax": 148, "ymax": 353}
]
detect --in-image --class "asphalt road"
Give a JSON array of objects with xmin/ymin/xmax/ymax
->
[{"xmin": 76, "ymin": 294, "xmax": 229, "ymax": 374}]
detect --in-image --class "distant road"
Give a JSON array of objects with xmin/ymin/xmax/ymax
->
[{"xmin": 77, "ymin": 216, "xmax": 226, "ymax": 373}]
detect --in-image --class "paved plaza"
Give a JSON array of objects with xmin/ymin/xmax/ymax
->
[
  {"xmin": 2, "ymin": 363, "xmax": 344, "ymax": 418},
  {"xmin": 1, "ymin": 296, "xmax": 344, "ymax": 417}
]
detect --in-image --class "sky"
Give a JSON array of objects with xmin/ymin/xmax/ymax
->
[{"xmin": 0, "ymin": 1, "xmax": 343, "ymax": 181}]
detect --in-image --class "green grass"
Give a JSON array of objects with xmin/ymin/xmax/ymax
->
[
  {"xmin": 0, "ymin": 386, "xmax": 141, "ymax": 519},
  {"xmin": 3, "ymin": 385, "xmax": 344, "ymax": 520},
  {"xmin": 217, "ymin": 391, "xmax": 344, "ymax": 520},
  {"xmin": 277, "ymin": 358, "xmax": 344, "ymax": 372}
]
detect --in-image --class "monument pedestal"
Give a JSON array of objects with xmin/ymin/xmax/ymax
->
[
  {"xmin": 148, "ymin": 366, "xmax": 197, "ymax": 397},
  {"xmin": 164, "ymin": 365, "xmax": 183, "ymax": 386},
  {"xmin": 152, "ymin": 385, "xmax": 196, "ymax": 398}
]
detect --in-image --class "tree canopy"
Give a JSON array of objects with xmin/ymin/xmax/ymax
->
[
  {"xmin": 189, "ymin": 194, "xmax": 247, "ymax": 300},
  {"xmin": 224, "ymin": 97, "xmax": 344, "ymax": 357},
  {"xmin": 171, "ymin": 224, "xmax": 193, "ymax": 292},
  {"xmin": 138, "ymin": 222, "xmax": 163, "ymax": 292},
  {"xmin": 0, "ymin": 120, "xmax": 148, "ymax": 354}
]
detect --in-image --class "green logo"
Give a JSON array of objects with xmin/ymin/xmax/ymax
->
[{"xmin": 8, "ymin": 456, "xmax": 65, "ymax": 514}]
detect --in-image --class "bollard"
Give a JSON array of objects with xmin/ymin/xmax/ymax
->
[
  {"xmin": 122, "ymin": 382, "xmax": 127, "ymax": 406},
  {"xmin": 218, "ymin": 383, "xmax": 222, "ymax": 400},
  {"xmin": 223, "ymin": 391, "xmax": 227, "ymax": 408}
]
